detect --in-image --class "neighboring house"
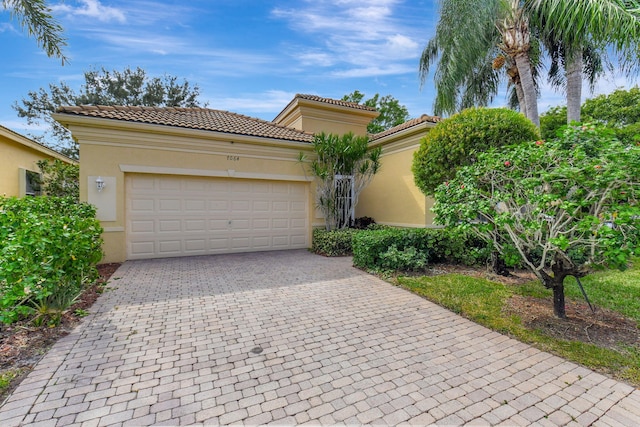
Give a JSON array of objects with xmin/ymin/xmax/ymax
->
[
  {"xmin": 53, "ymin": 94, "xmax": 438, "ymax": 263},
  {"xmin": 0, "ymin": 125, "xmax": 77, "ymax": 197}
]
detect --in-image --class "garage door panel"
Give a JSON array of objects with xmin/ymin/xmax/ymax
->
[
  {"xmin": 272, "ymin": 218, "xmax": 289, "ymax": 229},
  {"xmin": 159, "ymin": 178, "xmax": 181, "ymax": 191},
  {"xmin": 185, "ymin": 239, "xmax": 206, "ymax": 251},
  {"xmin": 231, "ymin": 237, "xmax": 250, "ymax": 249},
  {"xmin": 158, "ymin": 220, "xmax": 181, "ymax": 232},
  {"xmin": 158, "ymin": 240, "xmax": 181, "ymax": 254},
  {"xmin": 272, "ymin": 201, "xmax": 289, "ymax": 212},
  {"xmin": 131, "ymin": 241, "xmax": 155, "ymax": 257},
  {"xmin": 158, "ymin": 199, "xmax": 181, "ymax": 212},
  {"xmin": 233, "ymin": 182, "xmax": 251, "ymax": 192},
  {"xmin": 185, "ymin": 219, "xmax": 206, "ymax": 231},
  {"xmin": 231, "ymin": 200, "xmax": 250, "ymax": 211},
  {"xmin": 253, "ymin": 200, "xmax": 269, "ymax": 211},
  {"xmin": 210, "ymin": 200, "xmax": 229, "ymax": 211},
  {"xmin": 185, "ymin": 200, "xmax": 207, "ymax": 211},
  {"xmin": 131, "ymin": 220, "xmax": 154, "ymax": 233},
  {"xmin": 131, "ymin": 199, "xmax": 154, "ymax": 212},
  {"xmin": 272, "ymin": 183, "xmax": 289, "ymax": 193},
  {"xmin": 253, "ymin": 219, "xmax": 270, "ymax": 229},
  {"xmin": 127, "ymin": 175, "xmax": 309, "ymax": 259},
  {"xmin": 210, "ymin": 219, "xmax": 229, "ymax": 231}
]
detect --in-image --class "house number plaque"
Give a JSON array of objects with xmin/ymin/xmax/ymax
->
[{"xmin": 227, "ymin": 155, "xmax": 240, "ymax": 161}]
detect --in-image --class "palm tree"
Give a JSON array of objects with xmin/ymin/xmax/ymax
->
[
  {"xmin": 527, "ymin": 0, "xmax": 640, "ymax": 123},
  {"xmin": 420, "ymin": 0, "xmax": 541, "ymax": 126},
  {"xmin": 2, "ymin": 0, "xmax": 67, "ymax": 64},
  {"xmin": 421, "ymin": 0, "xmax": 640, "ymax": 127}
]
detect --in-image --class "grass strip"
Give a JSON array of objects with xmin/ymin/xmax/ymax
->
[{"xmin": 396, "ymin": 272, "xmax": 640, "ymax": 387}]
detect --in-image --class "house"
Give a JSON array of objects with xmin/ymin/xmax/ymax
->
[
  {"xmin": 52, "ymin": 94, "xmax": 439, "ymax": 263},
  {"xmin": 0, "ymin": 125, "xmax": 77, "ymax": 197}
]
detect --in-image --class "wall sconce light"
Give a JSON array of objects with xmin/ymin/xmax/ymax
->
[{"xmin": 96, "ymin": 176, "xmax": 106, "ymax": 192}]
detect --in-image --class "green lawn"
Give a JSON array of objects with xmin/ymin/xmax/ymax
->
[{"xmin": 396, "ymin": 263, "xmax": 640, "ymax": 387}]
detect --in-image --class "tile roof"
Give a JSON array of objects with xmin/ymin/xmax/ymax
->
[
  {"xmin": 370, "ymin": 114, "xmax": 441, "ymax": 140},
  {"xmin": 56, "ymin": 105, "xmax": 315, "ymax": 143},
  {"xmin": 293, "ymin": 94, "xmax": 378, "ymax": 112}
]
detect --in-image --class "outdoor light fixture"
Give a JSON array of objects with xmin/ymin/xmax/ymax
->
[{"xmin": 96, "ymin": 176, "xmax": 106, "ymax": 192}]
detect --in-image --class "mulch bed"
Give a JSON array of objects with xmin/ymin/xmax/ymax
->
[{"xmin": 0, "ymin": 263, "xmax": 120, "ymax": 402}]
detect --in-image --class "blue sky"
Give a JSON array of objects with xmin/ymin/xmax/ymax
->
[{"xmin": 1, "ymin": 0, "xmax": 637, "ymax": 142}]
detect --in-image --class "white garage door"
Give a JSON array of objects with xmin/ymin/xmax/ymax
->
[{"xmin": 126, "ymin": 174, "xmax": 309, "ymax": 259}]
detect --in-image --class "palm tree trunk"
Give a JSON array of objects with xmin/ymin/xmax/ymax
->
[
  {"xmin": 514, "ymin": 81, "xmax": 527, "ymax": 118},
  {"xmin": 566, "ymin": 50, "xmax": 583, "ymax": 124},
  {"xmin": 513, "ymin": 52, "xmax": 540, "ymax": 127}
]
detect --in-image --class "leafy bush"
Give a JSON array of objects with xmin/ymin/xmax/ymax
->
[
  {"xmin": 379, "ymin": 245, "xmax": 428, "ymax": 271},
  {"xmin": 0, "ymin": 197, "xmax": 103, "ymax": 324},
  {"xmin": 412, "ymin": 107, "xmax": 540, "ymax": 195},
  {"xmin": 432, "ymin": 124, "xmax": 640, "ymax": 318},
  {"xmin": 311, "ymin": 228, "xmax": 359, "ymax": 256},
  {"xmin": 352, "ymin": 227, "xmax": 490, "ymax": 271}
]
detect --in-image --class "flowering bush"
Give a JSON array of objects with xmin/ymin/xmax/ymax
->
[
  {"xmin": 433, "ymin": 125, "xmax": 640, "ymax": 318},
  {"xmin": 0, "ymin": 197, "xmax": 103, "ymax": 324}
]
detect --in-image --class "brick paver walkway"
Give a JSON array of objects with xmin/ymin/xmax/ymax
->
[{"xmin": 1, "ymin": 250, "xmax": 638, "ymax": 426}]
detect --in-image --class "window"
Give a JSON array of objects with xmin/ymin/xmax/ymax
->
[{"xmin": 20, "ymin": 169, "xmax": 42, "ymax": 197}]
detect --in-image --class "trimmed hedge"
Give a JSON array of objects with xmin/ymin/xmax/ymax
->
[
  {"xmin": 313, "ymin": 226, "xmax": 490, "ymax": 272},
  {"xmin": 352, "ymin": 227, "xmax": 490, "ymax": 271},
  {"xmin": 312, "ymin": 228, "xmax": 359, "ymax": 256},
  {"xmin": 0, "ymin": 196, "xmax": 103, "ymax": 324}
]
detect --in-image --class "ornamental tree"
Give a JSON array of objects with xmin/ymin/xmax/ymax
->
[
  {"xmin": 300, "ymin": 132, "xmax": 381, "ymax": 231},
  {"xmin": 433, "ymin": 125, "xmax": 640, "ymax": 318},
  {"xmin": 413, "ymin": 107, "xmax": 539, "ymax": 196}
]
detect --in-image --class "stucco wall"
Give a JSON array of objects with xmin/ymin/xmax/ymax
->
[
  {"xmin": 356, "ymin": 136, "xmax": 436, "ymax": 227},
  {"xmin": 0, "ymin": 135, "xmax": 58, "ymax": 197},
  {"xmin": 76, "ymin": 126, "xmax": 317, "ymax": 263}
]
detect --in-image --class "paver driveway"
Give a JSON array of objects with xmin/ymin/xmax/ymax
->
[{"xmin": 1, "ymin": 250, "xmax": 639, "ymax": 426}]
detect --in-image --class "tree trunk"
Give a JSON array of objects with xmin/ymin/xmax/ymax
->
[
  {"xmin": 514, "ymin": 81, "xmax": 527, "ymax": 118},
  {"xmin": 552, "ymin": 281, "xmax": 566, "ymax": 319},
  {"xmin": 566, "ymin": 49, "xmax": 583, "ymax": 124},
  {"xmin": 513, "ymin": 52, "xmax": 540, "ymax": 127}
]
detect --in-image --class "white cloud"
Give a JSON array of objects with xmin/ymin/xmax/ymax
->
[
  {"xmin": 52, "ymin": 0, "xmax": 126, "ymax": 24},
  {"xmin": 272, "ymin": 0, "xmax": 422, "ymax": 76},
  {"xmin": 0, "ymin": 23, "xmax": 17, "ymax": 33},
  {"xmin": 331, "ymin": 64, "xmax": 415, "ymax": 78}
]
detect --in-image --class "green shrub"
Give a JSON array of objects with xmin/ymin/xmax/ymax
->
[
  {"xmin": 379, "ymin": 245, "xmax": 428, "ymax": 271},
  {"xmin": 412, "ymin": 107, "xmax": 540, "ymax": 195},
  {"xmin": 311, "ymin": 228, "xmax": 359, "ymax": 256},
  {"xmin": 352, "ymin": 227, "xmax": 490, "ymax": 271},
  {"xmin": 0, "ymin": 196, "xmax": 103, "ymax": 324}
]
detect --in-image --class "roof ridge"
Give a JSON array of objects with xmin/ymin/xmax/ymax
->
[
  {"xmin": 370, "ymin": 114, "xmax": 441, "ymax": 140},
  {"xmin": 294, "ymin": 94, "xmax": 378, "ymax": 112}
]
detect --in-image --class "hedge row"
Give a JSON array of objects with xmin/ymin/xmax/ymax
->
[
  {"xmin": 312, "ymin": 227, "xmax": 490, "ymax": 271},
  {"xmin": 0, "ymin": 196, "xmax": 103, "ymax": 324}
]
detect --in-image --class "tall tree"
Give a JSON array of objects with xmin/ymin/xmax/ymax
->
[
  {"xmin": 14, "ymin": 67, "xmax": 205, "ymax": 158},
  {"xmin": 342, "ymin": 91, "xmax": 410, "ymax": 134},
  {"xmin": 2, "ymin": 0, "xmax": 67, "ymax": 63},
  {"xmin": 420, "ymin": 0, "xmax": 541, "ymax": 126},
  {"xmin": 421, "ymin": 0, "xmax": 640, "ymax": 127},
  {"xmin": 528, "ymin": 0, "xmax": 640, "ymax": 123}
]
